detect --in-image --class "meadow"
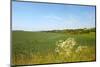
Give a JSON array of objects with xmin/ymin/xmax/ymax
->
[{"xmin": 12, "ymin": 29, "xmax": 96, "ymax": 65}]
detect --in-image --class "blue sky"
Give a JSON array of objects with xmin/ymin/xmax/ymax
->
[{"xmin": 12, "ymin": 1, "xmax": 96, "ymax": 31}]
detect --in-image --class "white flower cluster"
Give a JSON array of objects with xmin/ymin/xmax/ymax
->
[{"xmin": 55, "ymin": 38, "xmax": 77, "ymax": 57}]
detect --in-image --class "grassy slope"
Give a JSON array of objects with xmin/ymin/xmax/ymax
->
[{"xmin": 12, "ymin": 31, "xmax": 96, "ymax": 65}]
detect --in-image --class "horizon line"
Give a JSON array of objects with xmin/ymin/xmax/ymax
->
[{"xmin": 12, "ymin": 27, "xmax": 96, "ymax": 32}]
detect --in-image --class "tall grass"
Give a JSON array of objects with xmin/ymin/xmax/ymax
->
[{"xmin": 12, "ymin": 31, "xmax": 96, "ymax": 65}]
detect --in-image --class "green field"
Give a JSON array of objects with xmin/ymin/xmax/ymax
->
[{"xmin": 12, "ymin": 30, "xmax": 96, "ymax": 65}]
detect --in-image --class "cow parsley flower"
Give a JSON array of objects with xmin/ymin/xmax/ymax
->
[{"xmin": 55, "ymin": 38, "xmax": 77, "ymax": 57}]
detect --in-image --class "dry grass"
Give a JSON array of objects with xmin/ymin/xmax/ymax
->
[{"xmin": 12, "ymin": 38, "xmax": 96, "ymax": 65}]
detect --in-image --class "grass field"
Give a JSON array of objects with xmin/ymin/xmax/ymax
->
[{"xmin": 12, "ymin": 31, "xmax": 96, "ymax": 65}]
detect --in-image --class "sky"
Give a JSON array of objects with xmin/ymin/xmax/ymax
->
[{"xmin": 12, "ymin": 1, "xmax": 96, "ymax": 31}]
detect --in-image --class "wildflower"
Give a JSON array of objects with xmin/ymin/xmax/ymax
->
[
  {"xmin": 75, "ymin": 46, "xmax": 88, "ymax": 53},
  {"xmin": 58, "ymin": 40, "xmax": 63, "ymax": 43},
  {"xmin": 55, "ymin": 48, "xmax": 59, "ymax": 53},
  {"xmin": 55, "ymin": 37, "xmax": 77, "ymax": 57}
]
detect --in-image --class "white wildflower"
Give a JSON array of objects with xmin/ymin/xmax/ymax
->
[
  {"xmin": 55, "ymin": 48, "xmax": 59, "ymax": 53},
  {"xmin": 55, "ymin": 37, "xmax": 77, "ymax": 57},
  {"xmin": 75, "ymin": 46, "xmax": 88, "ymax": 53},
  {"xmin": 58, "ymin": 40, "xmax": 63, "ymax": 43}
]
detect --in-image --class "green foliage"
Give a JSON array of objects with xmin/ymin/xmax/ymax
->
[
  {"xmin": 45, "ymin": 27, "xmax": 96, "ymax": 34},
  {"xmin": 12, "ymin": 28, "xmax": 96, "ymax": 65}
]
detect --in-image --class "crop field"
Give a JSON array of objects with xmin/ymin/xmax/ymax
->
[{"xmin": 12, "ymin": 30, "xmax": 96, "ymax": 65}]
